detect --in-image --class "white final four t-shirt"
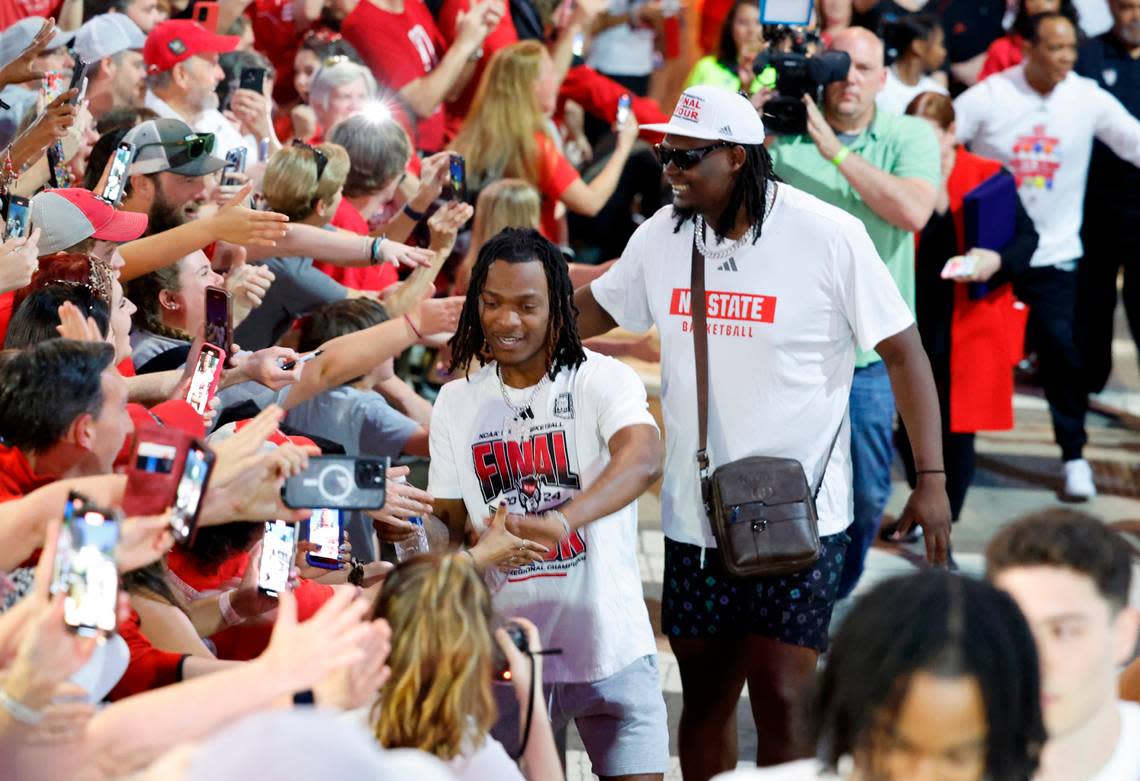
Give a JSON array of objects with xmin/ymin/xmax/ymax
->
[
  {"xmin": 428, "ymin": 350, "xmax": 658, "ymax": 683},
  {"xmin": 591, "ymin": 185, "xmax": 915, "ymax": 549}
]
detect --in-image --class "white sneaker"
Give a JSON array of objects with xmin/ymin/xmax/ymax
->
[{"xmin": 1062, "ymin": 459, "xmax": 1097, "ymax": 501}]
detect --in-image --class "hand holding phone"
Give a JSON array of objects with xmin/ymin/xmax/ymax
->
[
  {"xmin": 282, "ymin": 456, "xmax": 387, "ymax": 510},
  {"xmin": 304, "ymin": 509, "xmax": 343, "ymax": 569}
]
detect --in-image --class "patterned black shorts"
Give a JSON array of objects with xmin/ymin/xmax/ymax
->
[{"xmin": 661, "ymin": 532, "xmax": 850, "ymax": 652}]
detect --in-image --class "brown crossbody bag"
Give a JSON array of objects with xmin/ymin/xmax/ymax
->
[{"xmin": 691, "ymin": 237, "xmax": 841, "ymax": 577}]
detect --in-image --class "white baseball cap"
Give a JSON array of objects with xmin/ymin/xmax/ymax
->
[
  {"xmin": 75, "ymin": 13, "xmax": 147, "ymax": 64},
  {"xmin": 641, "ymin": 85, "xmax": 765, "ymax": 145}
]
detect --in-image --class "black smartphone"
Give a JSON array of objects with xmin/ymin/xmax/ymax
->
[
  {"xmin": 447, "ymin": 154, "xmax": 467, "ymax": 201},
  {"xmin": 204, "ymin": 285, "xmax": 233, "ymax": 364},
  {"xmin": 221, "ymin": 147, "xmax": 247, "ymax": 187},
  {"xmin": 281, "ymin": 456, "xmax": 387, "ymax": 510},
  {"xmin": 52, "ymin": 492, "xmax": 120, "ymax": 638},
  {"xmin": 4, "ymin": 195, "xmax": 29, "ymax": 239},
  {"xmin": 101, "ymin": 141, "xmax": 134, "ymax": 206},
  {"xmin": 67, "ymin": 55, "xmax": 88, "ymax": 105},
  {"xmin": 239, "ymin": 66, "xmax": 266, "ymax": 95},
  {"xmin": 170, "ymin": 441, "xmax": 215, "ymax": 544},
  {"xmin": 258, "ymin": 520, "xmax": 297, "ymax": 598},
  {"xmin": 304, "ymin": 508, "xmax": 343, "ymax": 570}
]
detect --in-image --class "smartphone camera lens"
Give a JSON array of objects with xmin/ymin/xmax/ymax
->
[{"xmin": 355, "ymin": 460, "xmax": 384, "ymax": 487}]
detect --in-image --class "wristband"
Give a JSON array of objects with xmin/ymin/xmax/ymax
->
[
  {"xmin": 831, "ymin": 146, "xmax": 850, "ymax": 167},
  {"xmin": 402, "ymin": 202, "xmax": 427, "ymax": 222},
  {"xmin": 544, "ymin": 509, "xmax": 571, "ymax": 539},
  {"xmin": 916, "ymin": 469, "xmax": 946, "ymax": 476},
  {"xmin": 403, "ymin": 313, "xmax": 424, "ymax": 340},
  {"xmin": 218, "ymin": 589, "xmax": 244, "ymax": 626},
  {"xmin": 0, "ymin": 687, "xmax": 43, "ymax": 725},
  {"xmin": 368, "ymin": 236, "xmax": 387, "ymax": 266}
]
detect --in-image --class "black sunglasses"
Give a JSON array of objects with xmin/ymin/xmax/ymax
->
[
  {"xmin": 137, "ymin": 133, "xmax": 216, "ymax": 169},
  {"xmin": 291, "ymin": 139, "xmax": 328, "ymax": 182},
  {"xmin": 653, "ymin": 141, "xmax": 735, "ymax": 170}
]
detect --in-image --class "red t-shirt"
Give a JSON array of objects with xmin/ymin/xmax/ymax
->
[
  {"xmin": 247, "ymin": 0, "xmax": 313, "ymax": 106},
  {"xmin": 341, "ymin": 0, "xmax": 449, "ymax": 152},
  {"xmin": 534, "ymin": 133, "xmax": 580, "ymax": 242},
  {"xmin": 107, "ymin": 610, "xmax": 185, "ymax": 701},
  {"xmin": 313, "ymin": 199, "xmax": 399, "ymax": 293},
  {"xmin": 436, "ymin": 0, "xmax": 519, "ymax": 141},
  {"xmin": 978, "ymin": 34, "xmax": 1024, "ymax": 82},
  {"xmin": 0, "ymin": 0, "xmax": 61, "ymax": 28}
]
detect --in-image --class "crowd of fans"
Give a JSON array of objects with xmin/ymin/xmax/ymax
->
[{"xmin": 0, "ymin": 0, "xmax": 1137, "ymax": 779}]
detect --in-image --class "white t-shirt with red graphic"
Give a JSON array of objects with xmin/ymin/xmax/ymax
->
[
  {"xmin": 953, "ymin": 64, "xmax": 1140, "ymax": 268},
  {"xmin": 428, "ymin": 350, "xmax": 658, "ymax": 684},
  {"xmin": 591, "ymin": 186, "xmax": 914, "ymax": 549}
]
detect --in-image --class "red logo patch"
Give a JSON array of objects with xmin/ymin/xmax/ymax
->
[{"xmin": 669, "ymin": 288, "xmax": 777, "ymax": 323}]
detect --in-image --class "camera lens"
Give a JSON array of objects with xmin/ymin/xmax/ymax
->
[{"xmin": 355, "ymin": 459, "xmax": 384, "ymax": 487}]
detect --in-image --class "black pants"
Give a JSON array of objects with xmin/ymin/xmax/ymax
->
[
  {"xmin": 897, "ymin": 354, "xmax": 976, "ymax": 521},
  {"xmin": 1077, "ymin": 202, "xmax": 1140, "ymax": 394},
  {"xmin": 1014, "ymin": 265, "xmax": 1087, "ymax": 461}
]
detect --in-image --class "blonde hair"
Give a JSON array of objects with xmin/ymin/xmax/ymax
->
[
  {"xmin": 371, "ymin": 554, "xmax": 497, "ymax": 759},
  {"xmin": 451, "ymin": 41, "xmax": 549, "ymax": 189},
  {"xmin": 454, "ymin": 179, "xmax": 542, "ymax": 295},
  {"xmin": 263, "ymin": 142, "xmax": 351, "ymax": 221}
]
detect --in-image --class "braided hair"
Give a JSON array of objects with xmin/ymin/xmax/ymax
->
[
  {"xmin": 672, "ymin": 143, "xmax": 782, "ymax": 242},
  {"xmin": 447, "ymin": 228, "xmax": 586, "ymax": 380}
]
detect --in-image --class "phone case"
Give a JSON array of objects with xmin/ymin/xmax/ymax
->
[
  {"xmin": 169, "ymin": 443, "xmax": 216, "ymax": 545},
  {"xmin": 281, "ymin": 456, "xmax": 387, "ymax": 510},
  {"xmin": 204, "ymin": 287, "xmax": 233, "ymax": 363},
  {"xmin": 121, "ymin": 424, "xmax": 195, "ymax": 518}
]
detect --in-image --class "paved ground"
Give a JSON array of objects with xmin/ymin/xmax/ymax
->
[{"xmin": 564, "ymin": 328, "xmax": 1140, "ymax": 778}]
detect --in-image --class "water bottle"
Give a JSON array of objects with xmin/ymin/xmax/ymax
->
[{"xmin": 394, "ymin": 516, "xmax": 429, "ymax": 562}]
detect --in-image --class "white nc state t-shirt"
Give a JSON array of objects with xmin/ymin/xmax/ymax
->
[
  {"xmin": 953, "ymin": 65, "xmax": 1140, "ymax": 268},
  {"xmin": 428, "ymin": 350, "xmax": 658, "ymax": 684},
  {"xmin": 591, "ymin": 186, "xmax": 915, "ymax": 549}
]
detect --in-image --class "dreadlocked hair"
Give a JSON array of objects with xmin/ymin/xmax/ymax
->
[
  {"xmin": 447, "ymin": 227, "xmax": 586, "ymax": 379},
  {"xmin": 673, "ymin": 143, "xmax": 781, "ymax": 242}
]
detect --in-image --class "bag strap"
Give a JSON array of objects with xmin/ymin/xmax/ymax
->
[
  {"xmin": 691, "ymin": 231, "xmax": 712, "ymax": 510},
  {"xmin": 691, "ymin": 225, "xmax": 844, "ymax": 506}
]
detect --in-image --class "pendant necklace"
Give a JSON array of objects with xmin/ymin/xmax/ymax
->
[{"xmin": 497, "ymin": 365, "xmax": 548, "ymax": 443}]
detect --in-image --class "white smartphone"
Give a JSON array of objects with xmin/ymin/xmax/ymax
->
[{"xmin": 258, "ymin": 520, "xmax": 297, "ymax": 598}]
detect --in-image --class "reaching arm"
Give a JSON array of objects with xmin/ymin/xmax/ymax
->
[
  {"xmin": 572, "ymin": 282, "xmax": 619, "ymax": 339},
  {"xmin": 0, "ymin": 476, "xmax": 127, "ymax": 570},
  {"xmin": 876, "ymin": 325, "xmax": 951, "ymax": 564},
  {"xmin": 558, "ymin": 124, "xmax": 638, "ymax": 217},
  {"xmin": 434, "ymin": 497, "xmax": 469, "ymax": 549},
  {"xmin": 834, "ymin": 155, "xmax": 937, "ymax": 232}
]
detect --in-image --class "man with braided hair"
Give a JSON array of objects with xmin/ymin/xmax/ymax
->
[{"xmin": 428, "ymin": 227, "xmax": 670, "ymax": 780}]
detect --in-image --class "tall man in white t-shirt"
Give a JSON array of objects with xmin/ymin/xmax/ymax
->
[
  {"xmin": 953, "ymin": 11, "xmax": 1140, "ymax": 500},
  {"xmin": 574, "ymin": 85, "xmax": 951, "ymax": 777},
  {"xmin": 986, "ymin": 511, "xmax": 1140, "ymax": 781},
  {"xmin": 429, "ymin": 228, "xmax": 670, "ymax": 780}
]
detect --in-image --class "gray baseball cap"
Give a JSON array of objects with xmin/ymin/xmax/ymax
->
[
  {"xmin": 123, "ymin": 118, "xmax": 228, "ymax": 176},
  {"xmin": 0, "ymin": 17, "xmax": 74, "ymax": 70},
  {"xmin": 74, "ymin": 13, "xmax": 147, "ymax": 64}
]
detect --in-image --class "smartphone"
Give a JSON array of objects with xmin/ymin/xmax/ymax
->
[
  {"xmin": 122, "ymin": 427, "xmax": 184, "ymax": 517},
  {"xmin": 204, "ymin": 286, "xmax": 233, "ymax": 363},
  {"xmin": 169, "ymin": 442, "xmax": 215, "ymax": 544},
  {"xmin": 185, "ymin": 343, "xmax": 225, "ymax": 415},
  {"xmin": 67, "ymin": 56, "xmax": 88, "ymax": 105},
  {"xmin": 101, "ymin": 142, "xmax": 134, "ymax": 206},
  {"xmin": 221, "ymin": 147, "xmax": 247, "ymax": 187},
  {"xmin": 258, "ymin": 520, "xmax": 297, "ymax": 598},
  {"xmin": 941, "ymin": 255, "xmax": 978, "ymax": 280},
  {"xmin": 4, "ymin": 195, "xmax": 29, "ymax": 239},
  {"xmin": 616, "ymin": 93, "xmax": 632, "ymax": 125},
  {"xmin": 52, "ymin": 493, "xmax": 120, "ymax": 638},
  {"xmin": 281, "ymin": 456, "xmax": 387, "ymax": 510},
  {"xmin": 41, "ymin": 70, "xmax": 64, "ymax": 102},
  {"xmin": 447, "ymin": 154, "xmax": 466, "ymax": 201},
  {"xmin": 305, "ymin": 508, "xmax": 343, "ymax": 569},
  {"xmin": 239, "ymin": 66, "xmax": 266, "ymax": 95},
  {"xmin": 194, "ymin": 1, "xmax": 220, "ymax": 31}
]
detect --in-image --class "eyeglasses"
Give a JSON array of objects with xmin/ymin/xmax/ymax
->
[
  {"xmin": 137, "ymin": 132, "xmax": 216, "ymax": 170},
  {"xmin": 653, "ymin": 141, "xmax": 735, "ymax": 170},
  {"xmin": 291, "ymin": 139, "xmax": 328, "ymax": 183}
]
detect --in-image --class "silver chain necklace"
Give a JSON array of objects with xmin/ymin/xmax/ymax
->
[
  {"xmin": 694, "ymin": 215, "xmax": 755, "ymax": 261},
  {"xmin": 497, "ymin": 365, "xmax": 549, "ymax": 441}
]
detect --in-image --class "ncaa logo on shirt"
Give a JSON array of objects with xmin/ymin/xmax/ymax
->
[
  {"xmin": 1103, "ymin": 68, "xmax": 1118, "ymax": 87},
  {"xmin": 553, "ymin": 393, "xmax": 574, "ymax": 420}
]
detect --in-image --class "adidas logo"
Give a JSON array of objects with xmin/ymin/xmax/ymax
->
[
  {"xmin": 718, "ymin": 124, "xmax": 732, "ymax": 135},
  {"xmin": 717, "ymin": 257, "xmax": 738, "ymax": 271}
]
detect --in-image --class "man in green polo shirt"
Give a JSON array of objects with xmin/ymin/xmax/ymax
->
[{"xmin": 767, "ymin": 26, "xmax": 941, "ymax": 598}]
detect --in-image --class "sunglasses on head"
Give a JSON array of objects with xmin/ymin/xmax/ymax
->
[
  {"xmin": 291, "ymin": 139, "xmax": 328, "ymax": 183},
  {"xmin": 138, "ymin": 132, "xmax": 216, "ymax": 169},
  {"xmin": 653, "ymin": 141, "xmax": 735, "ymax": 170}
]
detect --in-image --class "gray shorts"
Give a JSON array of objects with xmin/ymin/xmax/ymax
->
[{"xmin": 491, "ymin": 654, "xmax": 671, "ymax": 776}]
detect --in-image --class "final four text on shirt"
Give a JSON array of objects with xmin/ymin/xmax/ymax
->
[{"xmin": 669, "ymin": 287, "xmax": 777, "ymax": 338}]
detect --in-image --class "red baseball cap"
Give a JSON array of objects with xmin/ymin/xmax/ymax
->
[
  {"xmin": 30, "ymin": 188, "xmax": 149, "ymax": 255},
  {"xmin": 144, "ymin": 19, "xmax": 239, "ymax": 75}
]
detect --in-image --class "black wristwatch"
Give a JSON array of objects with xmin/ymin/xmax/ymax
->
[{"xmin": 402, "ymin": 202, "xmax": 427, "ymax": 222}]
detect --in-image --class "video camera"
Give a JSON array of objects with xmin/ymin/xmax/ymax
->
[{"xmin": 751, "ymin": 1, "xmax": 851, "ymax": 135}]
